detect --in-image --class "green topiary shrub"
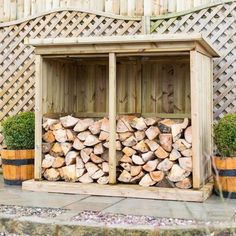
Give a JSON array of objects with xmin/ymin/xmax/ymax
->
[
  {"xmin": 2, "ymin": 112, "xmax": 35, "ymax": 150},
  {"xmin": 214, "ymin": 114, "xmax": 236, "ymax": 157}
]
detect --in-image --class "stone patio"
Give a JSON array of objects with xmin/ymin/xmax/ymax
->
[{"xmin": 0, "ymin": 175, "xmax": 235, "ymax": 223}]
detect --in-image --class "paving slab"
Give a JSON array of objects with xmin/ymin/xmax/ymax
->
[{"xmin": 64, "ymin": 196, "xmax": 125, "ymax": 212}]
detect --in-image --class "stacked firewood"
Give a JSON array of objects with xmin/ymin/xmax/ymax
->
[{"xmin": 42, "ymin": 115, "xmax": 192, "ymax": 189}]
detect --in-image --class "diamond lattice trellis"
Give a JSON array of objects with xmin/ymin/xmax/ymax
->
[{"xmin": 0, "ymin": 11, "xmax": 143, "ymax": 121}]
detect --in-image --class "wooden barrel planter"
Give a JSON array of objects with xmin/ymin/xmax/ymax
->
[
  {"xmin": 1, "ymin": 149, "xmax": 34, "ymax": 185},
  {"xmin": 212, "ymin": 156, "xmax": 236, "ymax": 199}
]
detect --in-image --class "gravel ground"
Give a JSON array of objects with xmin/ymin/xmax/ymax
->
[
  {"xmin": 0, "ymin": 205, "xmax": 67, "ymax": 218},
  {"xmin": 72, "ymin": 211, "xmax": 209, "ymax": 227},
  {"xmin": 0, "ymin": 233, "xmax": 20, "ymax": 236}
]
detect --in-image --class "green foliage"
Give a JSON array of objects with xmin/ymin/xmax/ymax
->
[
  {"xmin": 2, "ymin": 112, "xmax": 35, "ymax": 150},
  {"xmin": 214, "ymin": 114, "xmax": 236, "ymax": 157}
]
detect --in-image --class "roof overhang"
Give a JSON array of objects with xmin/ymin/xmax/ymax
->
[{"xmin": 26, "ymin": 33, "xmax": 220, "ymax": 57}]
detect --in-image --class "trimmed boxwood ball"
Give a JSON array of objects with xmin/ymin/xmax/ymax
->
[
  {"xmin": 214, "ymin": 114, "xmax": 236, "ymax": 157},
  {"xmin": 2, "ymin": 112, "xmax": 35, "ymax": 150}
]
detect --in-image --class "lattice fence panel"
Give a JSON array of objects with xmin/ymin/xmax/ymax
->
[
  {"xmin": 0, "ymin": 11, "xmax": 143, "ymax": 121},
  {"xmin": 151, "ymin": 0, "xmax": 236, "ymax": 119}
]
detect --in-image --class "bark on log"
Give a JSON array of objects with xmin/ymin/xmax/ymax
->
[{"xmin": 159, "ymin": 133, "xmax": 173, "ymax": 152}]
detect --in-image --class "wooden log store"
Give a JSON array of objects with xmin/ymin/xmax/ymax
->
[{"xmin": 23, "ymin": 34, "xmax": 220, "ymax": 202}]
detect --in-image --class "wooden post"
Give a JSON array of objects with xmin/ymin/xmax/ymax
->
[
  {"xmin": 109, "ymin": 52, "xmax": 116, "ymax": 184},
  {"xmin": 34, "ymin": 54, "xmax": 43, "ymax": 180}
]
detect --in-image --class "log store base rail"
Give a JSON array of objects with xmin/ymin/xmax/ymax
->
[{"xmin": 23, "ymin": 34, "xmax": 219, "ymax": 202}]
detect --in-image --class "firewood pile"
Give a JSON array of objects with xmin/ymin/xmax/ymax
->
[{"xmin": 42, "ymin": 115, "xmax": 192, "ymax": 189}]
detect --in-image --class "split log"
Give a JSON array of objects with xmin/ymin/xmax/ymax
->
[
  {"xmin": 139, "ymin": 174, "xmax": 156, "ymax": 187},
  {"xmin": 133, "ymin": 140, "xmax": 149, "ymax": 153},
  {"xmin": 94, "ymin": 143, "xmax": 104, "ymax": 155},
  {"xmin": 76, "ymin": 168, "xmax": 86, "ymax": 178},
  {"xmin": 120, "ymin": 155, "xmax": 133, "ymax": 164},
  {"xmin": 130, "ymin": 117, "xmax": 147, "ymax": 130},
  {"xmin": 171, "ymin": 118, "xmax": 189, "ymax": 142},
  {"xmin": 85, "ymin": 162, "xmax": 99, "ymax": 176},
  {"xmin": 130, "ymin": 171, "xmax": 145, "ymax": 183},
  {"xmin": 175, "ymin": 177, "xmax": 192, "ymax": 189},
  {"xmin": 181, "ymin": 149, "xmax": 192, "ymax": 157},
  {"xmin": 117, "ymin": 119, "xmax": 130, "ymax": 133},
  {"xmin": 53, "ymin": 129, "xmax": 67, "ymax": 143},
  {"xmin": 66, "ymin": 129, "xmax": 76, "ymax": 142},
  {"xmin": 42, "ymin": 143, "xmax": 52, "ymax": 154},
  {"xmin": 61, "ymin": 142, "xmax": 72, "ymax": 156},
  {"xmin": 134, "ymin": 131, "xmax": 146, "ymax": 141},
  {"xmin": 60, "ymin": 115, "xmax": 79, "ymax": 128},
  {"xmin": 145, "ymin": 126, "xmax": 160, "ymax": 140},
  {"xmin": 130, "ymin": 165, "xmax": 142, "ymax": 177},
  {"xmin": 141, "ymin": 151, "xmax": 154, "ymax": 162},
  {"xmin": 159, "ymin": 133, "xmax": 173, "ymax": 152},
  {"xmin": 42, "ymin": 131, "xmax": 55, "ymax": 143},
  {"xmin": 50, "ymin": 122, "xmax": 63, "ymax": 131},
  {"xmin": 169, "ymin": 149, "xmax": 181, "ymax": 161},
  {"xmin": 44, "ymin": 168, "xmax": 60, "ymax": 181},
  {"xmin": 157, "ymin": 159, "xmax": 173, "ymax": 171},
  {"xmin": 120, "ymin": 163, "xmax": 131, "ymax": 172},
  {"xmin": 122, "ymin": 147, "xmax": 136, "ymax": 157},
  {"xmin": 101, "ymin": 150, "xmax": 109, "ymax": 162},
  {"xmin": 119, "ymin": 132, "xmax": 133, "ymax": 142},
  {"xmin": 65, "ymin": 151, "xmax": 78, "ymax": 166},
  {"xmin": 144, "ymin": 117, "xmax": 158, "ymax": 126},
  {"xmin": 42, "ymin": 154, "xmax": 55, "ymax": 169},
  {"xmin": 51, "ymin": 143, "xmax": 63, "ymax": 156},
  {"xmin": 145, "ymin": 139, "xmax": 159, "ymax": 152},
  {"xmin": 43, "ymin": 118, "xmax": 58, "ymax": 131},
  {"xmin": 184, "ymin": 126, "xmax": 192, "ymax": 144},
  {"xmin": 80, "ymin": 148, "xmax": 92, "ymax": 163},
  {"xmin": 143, "ymin": 159, "xmax": 158, "ymax": 172},
  {"xmin": 91, "ymin": 169, "xmax": 105, "ymax": 179},
  {"xmin": 102, "ymin": 162, "xmax": 109, "ymax": 173},
  {"xmin": 52, "ymin": 157, "xmax": 65, "ymax": 168},
  {"xmin": 76, "ymin": 157, "xmax": 85, "ymax": 169},
  {"xmin": 97, "ymin": 176, "xmax": 109, "ymax": 185},
  {"xmin": 150, "ymin": 171, "xmax": 164, "ymax": 182},
  {"xmin": 154, "ymin": 145, "xmax": 169, "ymax": 159},
  {"xmin": 73, "ymin": 138, "xmax": 85, "ymax": 150},
  {"xmin": 89, "ymin": 121, "xmax": 102, "ymax": 135},
  {"xmin": 158, "ymin": 119, "xmax": 176, "ymax": 133},
  {"xmin": 100, "ymin": 117, "xmax": 109, "ymax": 132},
  {"xmin": 77, "ymin": 131, "xmax": 91, "ymax": 141},
  {"xmin": 179, "ymin": 157, "xmax": 192, "ymax": 172},
  {"xmin": 119, "ymin": 116, "xmax": 134, "ymax": 131},
  {"xmin": 132, "ymin": 154, "xmax": 145, "ymax": 165},
  {"xmin": 167, "ymin": 164, "xmax": 191, "ymax": 182},
  {"xmin": 118, "ymin": 170, "xmax": 132, "ymax": 183},
  {"xmin": 73, "ymin": 118, "xmax": 94, "ymax": 132},
  {"xmin": 122, "ymin": 136, "xmax": 137, "ymax": 147},
  {"xmin": 99, "ymin": 131, "xmax": 109, "ymax": 141},
  {"xmin": 78, "ymin": 172, "xmax": 93, "ymax": 183},
  {"xmin": 90, "ymin": 153, "xmax": 104, "ymax": 164},
  {"xmin": 172, "ymin": 139, "xmax": 191, "ymax": 151},
  {"xmin": 84, "ymin": 135, "xmax": 100, "ymax": 146},
  {"xmin": 155, "ymin": 178, "xmax": 175, "ymax": 188}
]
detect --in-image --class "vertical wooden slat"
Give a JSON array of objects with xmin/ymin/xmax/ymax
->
[
  {"xmin": 144, "ymin": 0, "xmax": 152, "ymax": 16},
  {"xmin": 109, "ymin": 52, "xmax": 116, "ymax": 184},
  {"xmin": 112, "ymin": 0, "xmax": 120, "ymax": 14},
  {"xmin": 31, "ymin": 0, "xmax": 37, "ymax": 15},
  {"xmin": 45, "ymin": 0, "xmax": 52, "ymax": 11},
  {"xmin": 168, "ymin": 0, "xmax": 176, "ymax": 13},
  {"xmin": 10, "ymin": 0, "xmax": 17, "ymax": 21},
  {"xmin": 0, "ymin": 0, "xmax": 4, "ymax": 20},
  {"xmin": 4, "ymin": 0, "xmax": 11, "ymax": 21},
  {"xmin": 105, "ymin": 0, "xmax": 113, "ymax": 13},
  {"xmin": 153, "ymin": 0, "xmax": 160, "ymax": 16},
  {"xmin": 24, "ymin": 0, "xmax": 31, "ymax": 17},
  {"xmin": 128, "ymin": 0, "xmax": 135, "ymax": 16},
  {"xmin": 135, "ymin": 0, "xmax": 143, "ymax": 16},
  {"xmin": 120, "ymin": 0, "xmax": 127, "ymax": 15},
  {"xmin": 34, "ymin": 55, "xmax": 43, "ymax": 180},
  {"xmin": 52, "ymin": 0, "xmax": 59, "ymax": 8}
]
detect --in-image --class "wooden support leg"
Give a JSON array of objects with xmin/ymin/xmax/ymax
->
[{"xmin": 109, "ymin": 52, "xmax": 117, "ymax": 184}]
